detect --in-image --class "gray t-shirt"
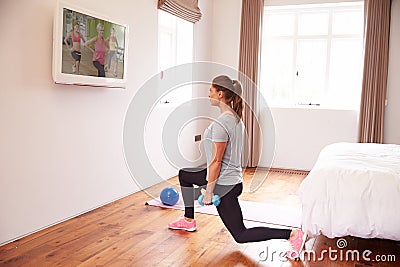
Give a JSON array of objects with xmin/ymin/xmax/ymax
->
[{"xmin": 204, "ymin": 112, "xmax": 244, "ymax": 185}]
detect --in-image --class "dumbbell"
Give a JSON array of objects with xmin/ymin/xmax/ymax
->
[{"xmin": 198, "ymin": 194, "xmax": 221, "ymax": 206}]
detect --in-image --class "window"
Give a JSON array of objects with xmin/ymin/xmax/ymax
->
[
  {"xmin": 260, "ymin": 2, "xmax": 364, "ymax": 109},
  {"xmin": 158, "ymin": 10, "xmax": 194, "ymax": 105}
]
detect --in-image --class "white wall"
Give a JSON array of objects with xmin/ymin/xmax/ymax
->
[
  {"xmin": 385, "ymin": 0, "xmax": 400, "ymax": 144},
  {"xmin": 194, "ymin": 0, "xmax": 213, "ymax": 63},
  {"xmin": 212, "ymin": 0, "xmax": 242, "ymax": 69},
  {"xmin": 193, "ymin": 0, "xmax": 214, "ymax": 153},
  {"xmin": 259, "ymin": 107, "xmax": 358, "ymax": 170}
]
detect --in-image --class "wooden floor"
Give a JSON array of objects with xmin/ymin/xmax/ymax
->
[{"xmin": 0, "ymin": 168, "xmax": 399, "ymax": 266}]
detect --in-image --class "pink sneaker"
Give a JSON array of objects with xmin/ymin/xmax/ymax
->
[
  {"xmin": 286, "ymin": 229, "xmax": 307, "ymax": 260},
  {"xmin": 168, "ymin": 217, "xmax": 197, "ymax": 232}
]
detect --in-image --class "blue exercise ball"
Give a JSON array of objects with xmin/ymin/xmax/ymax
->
[{"xmin": 160, "ymin": 187, "xmax": 179, "ymax": 206}]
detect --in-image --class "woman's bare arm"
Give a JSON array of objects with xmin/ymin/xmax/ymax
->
[{"xmin": 204, "ymin": 141, "xmax": 227, "ymax": 204}]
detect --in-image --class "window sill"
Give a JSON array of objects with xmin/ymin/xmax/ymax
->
[{"xmin": 266, "ymin": 104, "xmax": 360, "ymax": 112}]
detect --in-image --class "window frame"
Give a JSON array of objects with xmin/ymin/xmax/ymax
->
[{"xmin": 260, "ymin": 2, "xmax": 364, "ymax": 109}]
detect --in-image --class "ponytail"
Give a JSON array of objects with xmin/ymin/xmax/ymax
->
[{"xmin": 232, "ymin": 80, "xmax": 244, "ymax": 120}]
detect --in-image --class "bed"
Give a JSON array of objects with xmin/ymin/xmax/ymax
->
[{"xmin": 298, "ymin": 142, "xmax": 400, "ymax": 241}]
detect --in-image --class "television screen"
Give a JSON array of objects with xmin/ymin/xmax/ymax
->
[{"xmin": 53, "ymin": 2, "xmax": 128, "ymax": 88}]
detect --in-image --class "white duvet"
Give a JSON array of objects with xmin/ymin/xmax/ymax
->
[{"xmin": 298, "ymin": 142, "xmax": 400, "ymax": 241}]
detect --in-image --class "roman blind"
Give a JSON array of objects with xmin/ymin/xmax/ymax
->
[{"xmin": 158, "ymin": 0, "xmax": 202, "ymax": 23}]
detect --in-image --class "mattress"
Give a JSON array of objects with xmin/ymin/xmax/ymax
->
[{"xmin": 298, "ymin": 142, "xmax": 400, "ymax": 240}]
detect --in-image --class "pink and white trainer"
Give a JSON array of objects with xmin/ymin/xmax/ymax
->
[
  {"xmin": 168, "ymin": 217, "xmax": 197, "ymax": 232},
  {"xmin": 286, "ymin": 229, "xmax": 307, "ymax": 260}
]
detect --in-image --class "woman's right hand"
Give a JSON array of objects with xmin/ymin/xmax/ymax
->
[{"xmin": 202, "ymin": 192, "xmax": 213, "ymax": 205}]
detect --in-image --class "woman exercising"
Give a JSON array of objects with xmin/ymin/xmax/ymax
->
[
  {"xmin": 64, "ymin": 22, "xmax": 86, "ymax": 74},
  {"xmin": 168, "ymin": 75, "xmax": 306, "ymax": 258},
  {"xmin": 85, "ymin": 23, "xmax": 108, "ymax": 77}
]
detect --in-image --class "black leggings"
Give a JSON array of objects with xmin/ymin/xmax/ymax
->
[
  {"xmin": 71, "ymin": 50, "xmax": 81, "ymax": 62},
  {"xmin": 178, "ymin": 168, "xmax": 292, "ymax": 243},
  {"xmin": 93, "ymin": 61, "xmax": 105, "ymax": 77}
]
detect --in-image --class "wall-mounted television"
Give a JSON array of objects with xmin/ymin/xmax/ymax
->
[{"xmin": 52, "ymin": 1, "xmax": 128, "ymax": 88}]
